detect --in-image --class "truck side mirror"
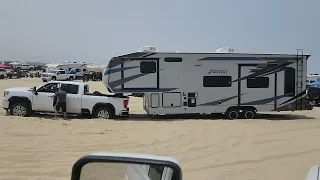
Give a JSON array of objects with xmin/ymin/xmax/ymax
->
[
  {"xmin": 33, "ymin": 86, "xmax": 38, "ymax": 95},
  {"xmin": 71, "ymin": 153, "xmax": 182, "ymax": 180},
  {"xmin": 305, "ymin": 165, "xmax": 320, "ymax": 180}
]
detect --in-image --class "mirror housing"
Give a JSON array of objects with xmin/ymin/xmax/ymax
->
[
  {"xmin": 33, "ymin": 86, "xmax": 38, "ymax": 95},
  {"xmin": 71, "ymin": 153, "xmax": 182, "ymax": 180},
  {"xmin": 305, "ymin": 165, "xmax": 320, "ymax": 180}
]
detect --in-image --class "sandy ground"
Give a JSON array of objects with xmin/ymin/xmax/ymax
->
[{"xmin": 1, "ymin": 78, "xmax": 320, "ymax": 180}]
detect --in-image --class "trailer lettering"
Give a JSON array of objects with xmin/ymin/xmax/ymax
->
[{"xmin": 208, "ymin": 69, "xmax": 228, "ymax": 74}]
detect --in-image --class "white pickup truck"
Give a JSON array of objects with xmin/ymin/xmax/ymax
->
[
  {"xmin": 41, "ymin": 70, "xmax": 76, "ymax": 82},
  {"xmin": 2, "ymin": 81, "xmax": 129, "ymax": 119}
]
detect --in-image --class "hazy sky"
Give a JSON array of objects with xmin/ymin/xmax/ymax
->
[{"xmin": 0, "ymin": 0, "xmax": 319, "ymax": 72}]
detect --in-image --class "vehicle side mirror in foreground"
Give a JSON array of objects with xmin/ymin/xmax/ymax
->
[
  {"xmin": 305, "ymin": 165, "xmax": 320, "ymax": 180},
  {"xmin": 71, "ymin": 153, "xmax": 182, "ymax": 180}
]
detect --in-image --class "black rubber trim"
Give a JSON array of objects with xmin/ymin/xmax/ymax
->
[{"xmin": 71, "ymin": 155, "xmax": 182, "ymax": 180}]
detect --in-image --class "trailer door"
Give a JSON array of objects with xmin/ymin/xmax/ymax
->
[{"xmin": 239, "ymin": 65, "xmax": 276, "ymax": 111}]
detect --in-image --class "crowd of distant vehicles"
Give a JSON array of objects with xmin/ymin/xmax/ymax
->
[{"xmin": 0, "ymin": 61, "xmax": 103, "ymax": 82}]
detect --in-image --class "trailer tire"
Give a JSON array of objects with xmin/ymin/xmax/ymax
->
[
  {"xmin": 94, "ymin": 107, "xmax": 114, "ymax": 119},
  {"xmin": 306, "ymin": 103, "xmax": 313, "ymax": 110},
  {"xmin": 242, "ymin": 108, "xmax": 256, "ymax": 119},
  {"xmin": 225, "ymin": 108, "xmax": 239, "ymax": 120}
]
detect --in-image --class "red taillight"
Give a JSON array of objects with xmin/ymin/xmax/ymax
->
[{"xmin": 123, "ymin": 99, "xmax": 128, "ymax": 108}]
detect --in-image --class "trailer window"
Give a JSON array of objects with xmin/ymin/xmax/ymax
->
[
  {"xmin": 164, "ymin": 57, "xmax": 182, "ymax": 62},
  {"xmin": 285, "ymin": 67, "xmax": 295, "ymax": 96},
  {"xmin": 59, "ymin": 71, "xmax": 66, "ymax": 74},
  {"xmin": 140, "ymin": 61, "xmax": 156, "ymax": 73},
  {"xmin": 148, "ymin": 165, "xmax": 164, "ymax": 180},
  {"xmin": 247, "ymin": 77, "xmax": 269, "ymax": 88},
  {"xmin": 203, "ymin": 76, "xmax": 232, "ymax": 87}
]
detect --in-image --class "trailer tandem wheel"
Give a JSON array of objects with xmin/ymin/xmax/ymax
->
[{"xmin": 225, "ymin": 108, "xmax": 239, "ymax": 120}]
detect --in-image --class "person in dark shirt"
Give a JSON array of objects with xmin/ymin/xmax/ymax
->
[{"xmin": 52, "ymin": 86, "xmax": 68, "ymax": 120}]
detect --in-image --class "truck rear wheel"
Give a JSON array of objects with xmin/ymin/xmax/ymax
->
[
  {"xmin": 0, "ymin": 75, "xmax": 4, "ymax": 79},
  {"xmin": 69, "ymin": 76, "xmax": 74, "ymax": 81},
  {"xmin": 10, "ymin": 102, "xmax": 31, "ymax": 117},
  {"xmin": 52, "ymin": 76, "xmax": 56, "ymax": 80},
  {"xmin": 94, "ymin": 107, "xmax": 114, "ymax": 119}
]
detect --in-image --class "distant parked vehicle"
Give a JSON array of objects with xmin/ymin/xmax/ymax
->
[
  {"xmin": 7, "ymin": 70, "xmax": 22, "ymax": 79},
  {"xmin": 41, "ymin": 70, "xmax": 76, "ymax": 82},
  {"xmin": 0, "ymin": 68, "xmax": 8, "ymax": 79}
]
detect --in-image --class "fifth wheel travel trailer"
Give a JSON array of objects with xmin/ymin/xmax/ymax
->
[{"xmin": 102, "ymin": 47, "xmax": 313, "ymax": 119}]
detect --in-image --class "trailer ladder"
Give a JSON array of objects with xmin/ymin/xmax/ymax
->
[{"xmin": 296, "ymin": 49, "xmax": 304, "ymax": 110}]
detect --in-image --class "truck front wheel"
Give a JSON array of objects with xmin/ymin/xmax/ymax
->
[
  {"xmin": 94, "ymin": 107, "xmax": 114, "ymax": 119},
  {"xmin": 10, "ymin": 102, "xmax": 31, "ymax": 117}
]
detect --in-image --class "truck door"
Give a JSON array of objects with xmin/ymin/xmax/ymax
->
[
  {"xmin": 239, "ymin": 65, "xmax": 275, "ymax": 111},
  {"xmin": 34, "ymin": 82, "xmax": 59, "ymax": 112},
  {"xmin": 61, "ymin": 83, "xmax": 82, "ymax": 113},
  {"xmin": 58, "ymin": 70, "xmax": 67, "ymax": 80}
]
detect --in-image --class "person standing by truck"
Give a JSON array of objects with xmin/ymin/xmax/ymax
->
[{"xmin": 51, "ymin": 85, "xmax": 68, "ymax": 120}]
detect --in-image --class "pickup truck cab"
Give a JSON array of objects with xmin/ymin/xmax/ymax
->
[
  {"xmin": 41, "ymin": 70, "xmax": 76, "ymax": 82},
  {"xmin": 2, "ymin": 81, "xmax": 129, "ymax": 119}
]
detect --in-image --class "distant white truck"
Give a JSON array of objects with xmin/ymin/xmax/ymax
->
[
  {"xmin": 41, "ymin": 70, "xmax": 76, "ymax": 82},
  {"xmin": 2, "ymin": 81, "xmax": 129, "ymax": 119}
]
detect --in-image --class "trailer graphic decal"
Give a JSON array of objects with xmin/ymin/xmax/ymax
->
[
  {"xmin": 233, "ymin": 61, "xmax": 294, "ymax": 82},
  {"xmin": 113, "ymin": 88, "xmax": 177, "ymax": 93},
  {"xmin": 104, "ymin": 66, "xmax": 140, "ymax": 76},
  {"xmin": 107, "ymin": 52, "xmax": 156, "ymax": 68},
  {"xmin": 199, "ymin": 57, "xmax": 263, "ymax": 61},
  {"xmin": 242, "ymin": 94, "xmax": 287, "ymax": 105},
  {"xmin": 108, "ymin": 69, "xmax": 164, "ymax": 89},
  {"xmin": 198, "ymin": 93, "xmax": 247, "ymax": 106}
]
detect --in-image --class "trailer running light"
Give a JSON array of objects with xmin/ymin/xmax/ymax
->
[{"xmin": 123, "ymin": 99, "xmax": 128, "ymax": 109}]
